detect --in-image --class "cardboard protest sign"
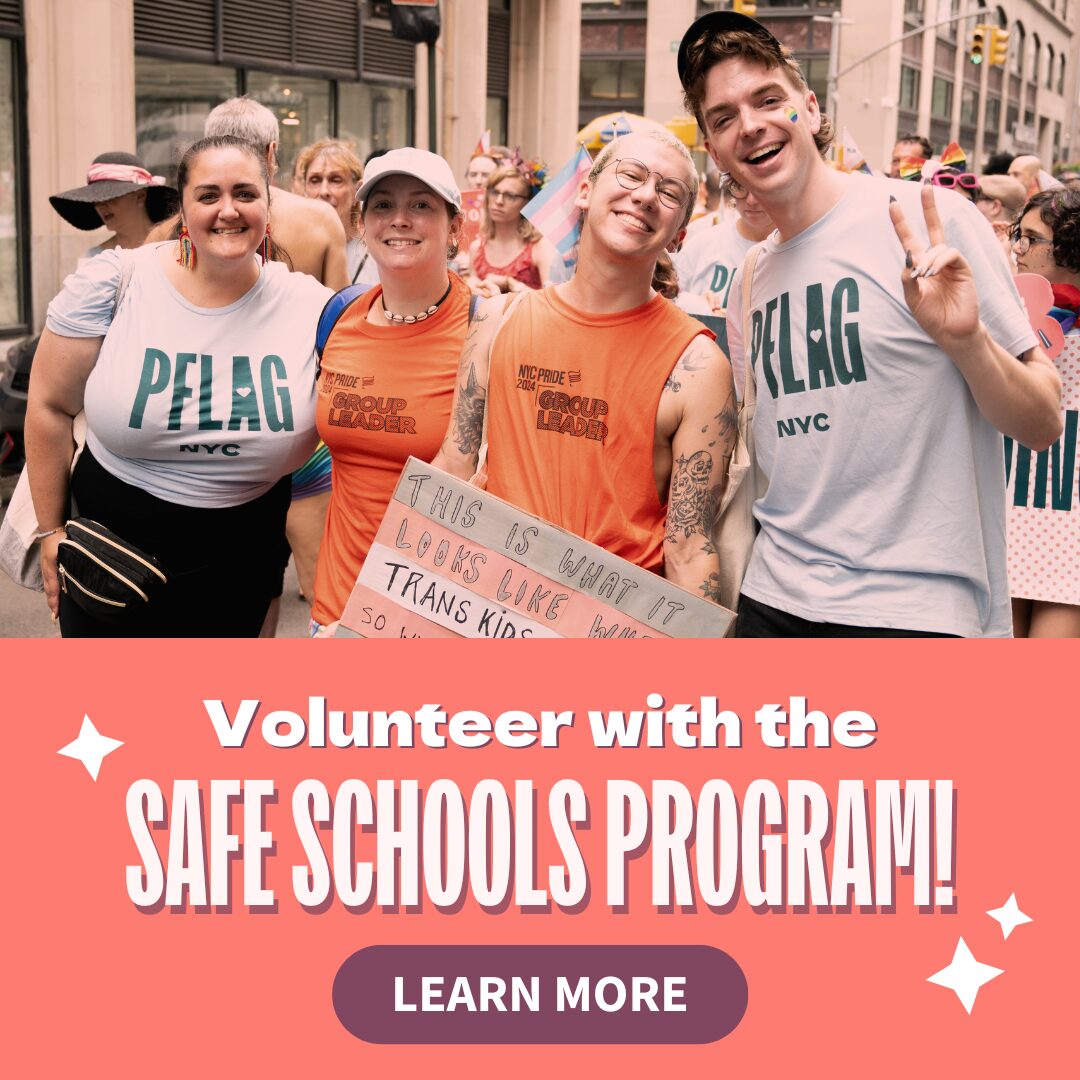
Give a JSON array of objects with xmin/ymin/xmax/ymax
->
[{"xmin": 337, "ymin": 458, "xmax": 734, "ymax": 639}]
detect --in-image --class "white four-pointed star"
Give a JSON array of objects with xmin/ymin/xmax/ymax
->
[
  {"xmin": 57, "ymin": 716, "xmax": 124, "ymax": 780},
  {"xmin": 927, "ymin": 937, "xmax": 1003, "ymax": 1014},
  {"xmin": 986, "ymin": 893, "xmax": 1033, "ymax": 940}
]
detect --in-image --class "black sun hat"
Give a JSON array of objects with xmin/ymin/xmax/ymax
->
[
  {"xmin": 676, "ymin": 11, "xmax": 785, "ymax": 87},
  {"xmin": 49, "ymin": 151, "xmax": 179, "ymax": 231}
]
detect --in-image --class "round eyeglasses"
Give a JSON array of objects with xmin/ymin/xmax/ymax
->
[
  {"xmin": 599, "ymin": 157, "xmax": 693, "ymax": 210},
  {"xmin": 1008, "ymin": 230, "xmax": 1054, "ymax": 255},
  {"xmin": 724, "ymin": 175, "xmax": 749, "ymax": 201}
]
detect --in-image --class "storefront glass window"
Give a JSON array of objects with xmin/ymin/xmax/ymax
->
[
  {"xmin": 135, "ymin": 57, "xmax": 239, "ymax": 185},
  {"xmin": 486, "ymin": 96, "xmax": 507, "ymax": 147},
  {"xmin": 338, "ymin": 82, "xmax": 413, "ymax": 160},
  {"xmin": 246, "ymin": 72, "xmax": 331, "ymax": 188},
  {"xmin": 136, "ymin": 57, "xmax": 412, "ymax": 190},
  {"xmin": 0, "ymin": 38, "xmax": 22, "ymax": 329}
]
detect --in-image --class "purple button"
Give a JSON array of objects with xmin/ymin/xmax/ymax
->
[{"xmin": 332, "ymin": 945, "xmax": 747, "ymax": 1044}]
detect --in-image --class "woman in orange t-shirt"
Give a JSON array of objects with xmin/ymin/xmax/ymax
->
[{"xmin": 311, "ymin": 149, "xmax": 471, "ymax": 632}]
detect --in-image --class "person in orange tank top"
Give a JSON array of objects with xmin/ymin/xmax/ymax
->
[{"xmin": 433, "ymin": 131, "xmax": 737, "ymax": 607}]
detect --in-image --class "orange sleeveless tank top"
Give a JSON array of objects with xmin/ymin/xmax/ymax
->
[
  {"xmin": 312, "ymin": 274, "xmax": 471, "ymax": 624},
  {"xmin": 486, "ymin": 287, "xmax": 709, "ymax": 572}
]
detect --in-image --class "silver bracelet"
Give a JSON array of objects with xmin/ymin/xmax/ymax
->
[{"xmin": 31, "ymin": 528, "xmax": 61, "ymax": 541}]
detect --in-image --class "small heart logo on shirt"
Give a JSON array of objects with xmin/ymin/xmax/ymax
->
[
  {"xmin": 235, "ymin": 387, "xmax": 252, "ymax": 397},
  {"xmin": 809, "ymin": 329, "xmax": 823, "ymax": 343}
]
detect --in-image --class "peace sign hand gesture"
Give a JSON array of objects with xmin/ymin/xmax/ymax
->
[{"xmin": 889, "ymin": 184, "xmax": 982, "ymax": 353}]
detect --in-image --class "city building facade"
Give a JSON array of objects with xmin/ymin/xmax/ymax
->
[{"xmin": 2, "ymin": 0, "xmax": 1078, "ymax": 349}]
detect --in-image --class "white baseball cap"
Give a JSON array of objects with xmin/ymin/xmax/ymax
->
[{"xmin": 356, "ymin": 147, "xmax": 462, "ymax": 212}]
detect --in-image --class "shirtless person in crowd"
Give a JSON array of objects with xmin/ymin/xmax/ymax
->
[{"xmin": 433, "ymin": 130, "xmax": 737, "ymax": 608}]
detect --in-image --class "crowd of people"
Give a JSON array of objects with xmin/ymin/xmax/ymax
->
[{"xmin": 10, "ymin": 7, "xmax": 1077, "ymax": 638}]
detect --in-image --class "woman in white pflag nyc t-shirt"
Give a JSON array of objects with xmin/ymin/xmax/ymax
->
[{"xmin": 25, "ymin": 135, "xmax": 331, "ymax": 637}]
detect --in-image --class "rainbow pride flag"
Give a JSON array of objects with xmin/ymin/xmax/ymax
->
[{"xmin": 522, "ymin": 145, "xmax": 593, "ymax": 257}]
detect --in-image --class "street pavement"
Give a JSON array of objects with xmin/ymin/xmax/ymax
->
[{"xmin": 0, "ymin": 499, "xmax": 313, "ymax": 638}]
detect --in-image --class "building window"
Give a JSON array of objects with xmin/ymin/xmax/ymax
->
[
  {"xmin": 247, "ymin": 72, "xmax": 332, "ymax": 186},
  {"xmin": 338, "ymin": 81, "xmax": 413, "ymax": 162},
  {"xmin": 1058, "ymin": 56, "xmax": 1065, "ymax": 96},
  {"xmin": 1010, "ymin": 24, "xmax": 1024, "ymax": 78},
  {"xmin": 800, "ymin": 58, "xmax": 829, "ymax": 107},
  {"xmin": 0, "ymin": 35, "xmax": 25, "ymax": 331},
  {"xmin": 580, "ymin": 7, "xmax": 646, "ymax": 129},
  {"xmin": 899, "ymin": 65, "xmax": 920, "ymax": 111},
  {"xmin": 486, "ymin": 0, "xmax": 511, "ymax": 145},
  {"xmin": 960, "ymin": 85, "xmax": 978, "ymax": 127},
  {"xmin": 579, "ymin": 58, "xmax": 645, "ymax": 126},
  {"xmin": 931, "ymin": 76, "xmax": 953, "ymax": 119},
  {"xmin": 1047, "ymin": 44, "xmax": 1055, "ymax": 90},
  {"xmin": 937, "ymin": 0, "xmax": 960, "ymax": 43},
  {"xmin": 136, "ymin": 55, "xmax": 413, "ymax": 192},
  {"xmin": 904, "ymin": 0, "xmax": 923, "ymax": 25},
  {"xmin": 135, "ymin": 57, "xmax": 240, "ymax": 185},
  {"xmin": 984, "ymin": 95, "xmax": 1000, "ymax": 132}
]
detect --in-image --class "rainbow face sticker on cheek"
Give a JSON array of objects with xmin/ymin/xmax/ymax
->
[{"xmin": 785, "ymin": 107, "xmax": 799, "ymax": 124}]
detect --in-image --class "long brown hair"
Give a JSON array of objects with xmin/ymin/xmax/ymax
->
[{"xmin": 652, "ymin": 251, "xmax": 680, "ymax": 299}]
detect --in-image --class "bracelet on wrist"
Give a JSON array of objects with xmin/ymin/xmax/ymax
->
[{"xmin": 32, "ymin": 528, "xmax": 62, "ymax": 541}]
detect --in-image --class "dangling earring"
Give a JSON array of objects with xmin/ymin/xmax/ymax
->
[
  {"xmin": 176, "ymin": 224, "xmax": 196, "ymax": 270},
  {"xmin": 259, "ymin": 223, "xmax": 272, "ymax": 264}
]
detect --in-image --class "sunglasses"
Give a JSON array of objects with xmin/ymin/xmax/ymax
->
[{"xmin": 930, "ymin": 172, "xmax": 978, "ymax": 191}]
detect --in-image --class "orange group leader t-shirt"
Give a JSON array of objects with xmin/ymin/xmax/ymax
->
[
  {"xmin": 312, "ymin": 273, "xmax": 472, "ymax": 624},
  {"xmin": 485, "ymin": 287, "xmax": 710, "ymax": 574}
]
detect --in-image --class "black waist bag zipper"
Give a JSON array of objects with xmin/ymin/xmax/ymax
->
[{"xmin": 57, "ymin": 517, "xmax": 168, "ymax": 621}]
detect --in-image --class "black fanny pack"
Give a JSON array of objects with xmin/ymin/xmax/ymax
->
[{"xmin": 57, "ymin": 517, "xmax": 169, "ymax": 622}]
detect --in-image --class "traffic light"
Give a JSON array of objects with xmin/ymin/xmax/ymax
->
[
  {"xmin": 969, "ymin": 24, "xmax": 987, "ymax": 66},
  {"xmin": 733, "ymin": 0, "xmax": 758, "ymax": 15},
  {"xmin": 989, "ymin": 27, "xmax": 1010, "ymax": 67}
]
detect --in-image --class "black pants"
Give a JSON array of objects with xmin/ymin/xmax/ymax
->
[
  {"xmin": 734, "ymin": 595, "xmax": 959, "ymax": 638},
  {"xmin": 60, "ymin": 448, "xmax": 291, "ymax": 638}
]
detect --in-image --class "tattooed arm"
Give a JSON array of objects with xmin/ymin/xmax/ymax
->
[
  {"xmin": 660, "ymin": 334, "xmax": 738, "ymax": 605},
  {"xmin": 432, "ymin": 295, "xmax": 509, "ymax": 479}
]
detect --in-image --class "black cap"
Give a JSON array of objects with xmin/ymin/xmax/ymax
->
[{"xmin": 676, "ymin": 12, "xmax": 785, "ymax": 87}]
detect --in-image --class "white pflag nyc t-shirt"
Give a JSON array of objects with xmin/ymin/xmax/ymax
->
[
  {"xmin": 47, "ymin": 244, "xmax": 331, "ymax": 508},
  {"xmin": 727, "ymin": 176, "xmax": 1037, "ymax": 637}
]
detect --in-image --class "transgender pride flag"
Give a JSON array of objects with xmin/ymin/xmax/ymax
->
[{"xmin": 522, "ymin": 144, "xmax": 593, "ymax": 257}]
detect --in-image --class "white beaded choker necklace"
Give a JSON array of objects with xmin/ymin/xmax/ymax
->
[{"xmin": 381, "ymin": 280, "xmax": 453, "ymax": 324}]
